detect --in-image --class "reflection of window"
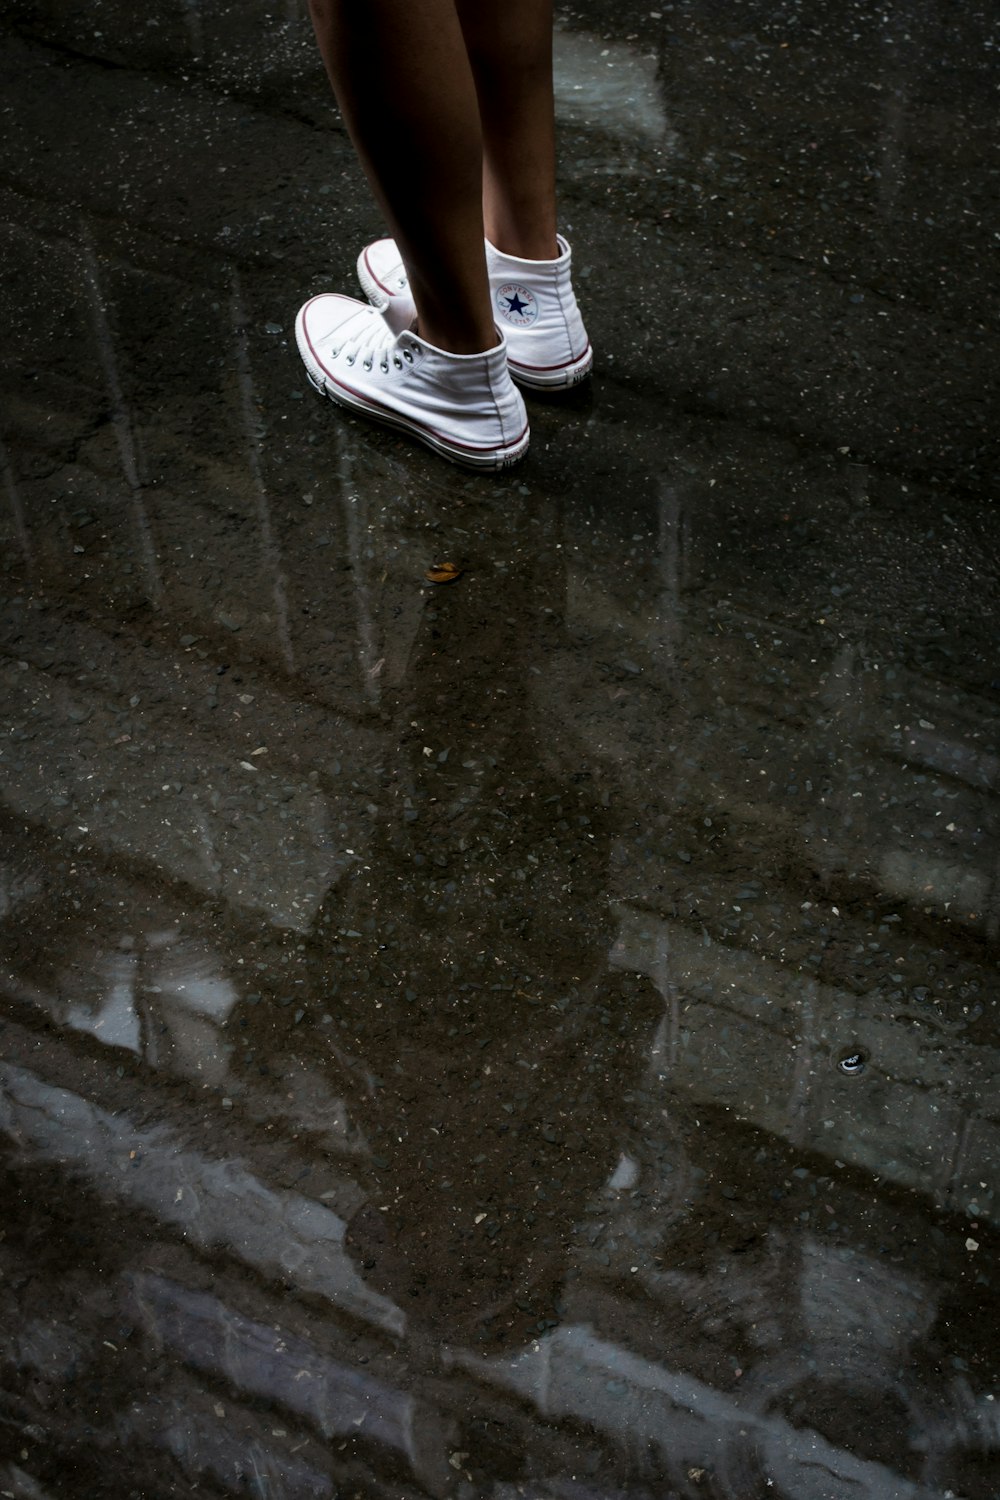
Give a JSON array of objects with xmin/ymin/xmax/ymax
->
[
  {"xmin": 553, "ymin": 25, "xmax": 672, "ymax": 147},
  {"xmin": 63, "ymin": 929, "xmax": 238, "ymax": 1083}
]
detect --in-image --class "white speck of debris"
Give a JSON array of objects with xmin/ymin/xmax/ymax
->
[
  {"xmin": 475, "ymin": 1212, "xmax": 487, "ymax": 1224},
  {"xmin": 251, "ymin": 746, "xmax": 267, "ymax": 756},
  {"xmin": 449, "ymin": 1452, "xmax": 469, "ymax": 1471},
  {"xmin": 423, "ymin": 746, "xmax": 433, "ymax": 756},
  {"xmin": 175, "ymin": 1188, "xmax": 183, "ymax": 1202},
  {"xmin": 214, "ymin": 1404, "xmax": 225, "ymax": 1418},
  {"xmin": 966, "ymin": 1238, "xmax": 979, "ymax": 1252},
  {"xmin": 239, "ymin": 761, "xmax": 257, "ymax": 771}
]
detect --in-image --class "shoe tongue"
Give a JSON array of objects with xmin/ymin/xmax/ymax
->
[{"xmin": 381, "ymin": 300, "xmax": 416, "ymax": 337}]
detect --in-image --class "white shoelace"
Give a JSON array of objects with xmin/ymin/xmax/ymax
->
[{"xmin": 332, "ymin": 310, "xmax": 413, "ymax": 374}]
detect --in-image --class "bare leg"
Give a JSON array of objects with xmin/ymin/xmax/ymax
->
[
  {"xmin": 457, "ymin": 0, "xmax": 559, "ymax": 260},
  {"xmin": 307, "ymin": 0, "xmax": 496, "ymax": 354}
]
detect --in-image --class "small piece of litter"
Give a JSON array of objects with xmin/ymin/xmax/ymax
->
[
  {"xmin": 425, "ymin": 561, "xmax": 464, "ymax": 585},
  {"xmin": 475, "ymin": 1212, "xmax": 487, "ymax": 1224},
  {"xmin": 966, "ymin": 1238, "xmax": 979, "ymax": 1252}
]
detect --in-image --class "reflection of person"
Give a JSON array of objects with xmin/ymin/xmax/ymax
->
[
  {"xmin": 298, "ymin": 537, "xmax": 660, "ymax": 1348},
  {"xmin": 296, "ymin": 0, "xmax": 592, "ymax": 469}
]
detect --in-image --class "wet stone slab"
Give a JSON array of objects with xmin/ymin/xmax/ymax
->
[{"xmin": 1, "ymin": 2, "xmax": 998, "ymax": 1499}]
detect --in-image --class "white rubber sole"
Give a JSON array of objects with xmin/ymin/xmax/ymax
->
[
  {"xmin": 295, "ymin": 309, "xmax": 529, "ymax": 472},
  {"xmin": 507, "ymin": 343, "xmax": 594, "ymax": 390}
]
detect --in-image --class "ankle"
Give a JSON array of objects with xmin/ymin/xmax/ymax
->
[
  {"xmin": 484, "ymin": 224, "xmax": 560, "ymax": 262},
  {"xmin": 413, "ymin": 318, "xmax": 499, "ymax": 357}
]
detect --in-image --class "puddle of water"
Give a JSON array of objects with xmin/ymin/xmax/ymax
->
[{"xmin": 1, "ymin": 3, "xmax": 998, "ymax": 1499}]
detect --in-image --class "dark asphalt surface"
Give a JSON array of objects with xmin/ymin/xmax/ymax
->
[{"xmin": 1, "ymin": 2, "xmax": 998, "ymax": 1497}]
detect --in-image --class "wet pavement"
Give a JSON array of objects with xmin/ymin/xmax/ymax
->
[{"xmin": 1, "ymin": 0, "xmax": 999, "ymax": 1496}]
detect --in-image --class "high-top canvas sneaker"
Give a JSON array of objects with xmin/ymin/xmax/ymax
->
[
  {"xmin": 357, "ymin": 235, "xmax": 593, "ymax": 390},
  {"xmin": 295, "ymin": 294, "xmax": 529, "ymax": 470}
]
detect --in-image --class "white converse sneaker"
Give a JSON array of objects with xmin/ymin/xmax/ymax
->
[
  {"xmin": 357, "ymin": 234, "xmax": 593, "ymax": 390},
  {"xmin": 295, "ymin": 294, "xmax": 529, "ymax": 470}
]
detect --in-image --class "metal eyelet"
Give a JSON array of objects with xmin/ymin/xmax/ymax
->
[
  {"xmin": 403, "ymin": 349, "xmax": 414, "ymax": 363},
  {"xmin": 393, "ymin": 356, "xmax": 402, "ymax": 369},
  {"xmin": 381, "ymin": 360, "xmax": 389, "ymax": 372},
  {"xmin": 363, "ymin": 358, "xmax": 372, "ymax": 371},
  {"xmin": 346, "ymin": 354, "xmax": 355, "ymax": 365}
]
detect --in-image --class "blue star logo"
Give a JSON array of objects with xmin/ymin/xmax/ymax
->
[{"xmin": 505, "ymin": 292, "xmax": 529, "ymax": 317}]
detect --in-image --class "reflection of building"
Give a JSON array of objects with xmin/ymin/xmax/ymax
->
[
  {"xmin": 4, "ymin": 419, "xmax": 999, "ymax": 1497},
  {"xmin": 3, "ymin": 356, "xmax": 999, "ymax": 1499},
  {"xmin": 3, "ymin": 521, "xmax": 998, "ymax": 1496},
  {"xmin": 3, "ymin": 1002, "xmax": 996, "ymax": 1498},
  {"xmin": 612, "ymin": 906, "xmax": 1000, "ymax": 1221}
]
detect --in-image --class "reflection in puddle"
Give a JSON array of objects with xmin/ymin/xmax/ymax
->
[
  {"xmin": 30, "ymin": 926, "xmax": 240, "ymax": 1083},
  {"xmin": 554, "ymin": 23, "xmax": 673, "ymax": 148},
  {"xmin": 0, "ymin": 1061, "xmax": 402, "ymax": 1336}
]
